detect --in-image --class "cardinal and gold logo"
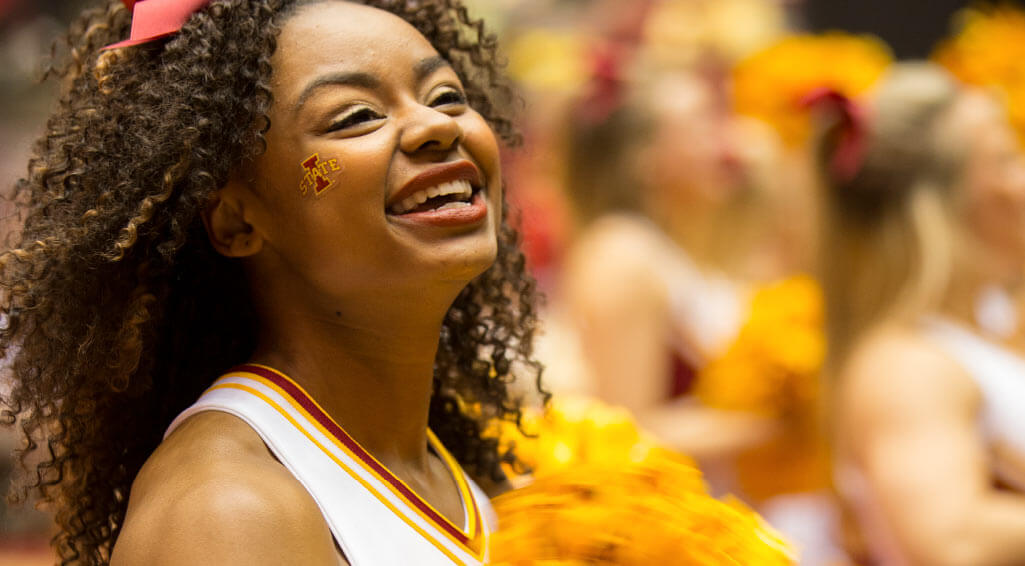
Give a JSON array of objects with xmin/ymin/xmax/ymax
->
[{"xmin": 300, "ymin": 153, "xmax": 342, "ymax": 197}]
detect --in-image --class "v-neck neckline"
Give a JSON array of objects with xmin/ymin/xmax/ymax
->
[{"xmin": 233, "ymin": 364, "xmax": 482, "ymax": 544}]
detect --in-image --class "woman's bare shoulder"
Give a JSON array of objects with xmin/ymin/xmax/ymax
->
[
  {"xmin": 111, "ymin": 412, "xmax": 345, "ymax": 566},
  {"xmin": 572, "ymin": 215, "xmax": 667, "ymax": 265},
  {"xmin": 843, "ymin": 326, "xmax": 978, "ymax": 392},
  {"xmin": 838, "ymin": 325, "xmax": 981, "ymax": 440},
  {"xmin": 565, "ymin": 215, "xmax": 669, "ymax": 302}
]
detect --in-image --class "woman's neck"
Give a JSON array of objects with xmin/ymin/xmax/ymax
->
[{"xmin": 249, "ymin": 282, "xmax": 460, "ymax": 473}]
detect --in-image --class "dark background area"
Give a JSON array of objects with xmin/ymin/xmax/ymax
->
[
  {"xmin": 0, "ymin": 0, "xmax": 1006, "ymax": 59},
  {"xmin": 802, "ymin": 0, "xmax": 988, "ymax": 59}
]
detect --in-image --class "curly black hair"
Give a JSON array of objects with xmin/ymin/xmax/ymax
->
[{"xmin": 0, "ymin": 1, "xmax": 544, "ymax": 564}]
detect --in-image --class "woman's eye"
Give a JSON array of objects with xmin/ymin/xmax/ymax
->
[
  {"xmin": 327, "ymin": 107, "xmax": 384, "ymax": 132},
  {"xmin": 430, "ymin": 89, "xmax": 467, "ymax": 107}
]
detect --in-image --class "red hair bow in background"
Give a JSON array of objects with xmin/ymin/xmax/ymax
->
[
  {"xmin": 800, "ymin": 87, "xmax": 868, "ymax": 182},
  {"xmin": 104, "ymin": 0, "xmax": 211, "ymax": 50},
  {"xmin": 575, "ymin": 42, "xmax": 627, "ymax": 125}
]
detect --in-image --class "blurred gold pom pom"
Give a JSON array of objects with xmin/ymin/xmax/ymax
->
[
  {"xmin": 695, "ymin": 276, "xmax": 826, "ymax": 418},
  {"xmin": 494, "ymin": 397, "xmax": 664, "ymax": 478},
  {"xmin": 487, "ymin": 399, "xmax": 797, "ymax": 565},
  {"xmin": 934, "ymin": 4, "xmax": 1025, "ymax": 144},
  {"xmin": 506, "ymin": 29, "xmax": 590, "ymax": 94},
  {"xmin": 733, "ymin": 33, "xmax": 893, "ymax": 146}
]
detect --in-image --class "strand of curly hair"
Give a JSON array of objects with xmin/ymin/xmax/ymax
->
[{"xmin": 0, "ymin": 1, "xmax": 544, "ymax": 564}]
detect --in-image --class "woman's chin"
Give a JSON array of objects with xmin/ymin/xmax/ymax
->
[
  {"xmin": 391, "ymin": 213, "xmax": 500, "ymax": 282},
  {"xmin": 429, "ymin": 242, "xmax": 499, "ymax": 284}
]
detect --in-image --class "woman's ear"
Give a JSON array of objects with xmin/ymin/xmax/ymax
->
[{"xmin": 201, "ymin": 180, "xmax": 265, "ymax": 258}]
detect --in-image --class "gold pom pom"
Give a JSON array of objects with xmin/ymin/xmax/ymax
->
[
  {"xmin": 487, "ymin": 398, "xmax": 797, "ymax": 564},
  {"xmin": 733, "ymin": 34, "xmax": 893, "ymax": 146}
]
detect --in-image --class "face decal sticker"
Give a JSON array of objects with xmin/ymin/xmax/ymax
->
[{"xmin": 300, "ymin": 153, "xmax": 342, "ymax": 197}]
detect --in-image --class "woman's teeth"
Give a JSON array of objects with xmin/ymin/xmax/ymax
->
[
  {"xmin": 390, "ymin": 180, "xmax": 474, "ymax": 214},
  {"xmin": 436, "ymin": 201, "xmax": 471, "ymax": 210}
]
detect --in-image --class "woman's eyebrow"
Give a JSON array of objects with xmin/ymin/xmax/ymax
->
[
  {"xmin": 414, "ymin": 55, "xmax": 452, "ymax": 83},
  {"xmin": 294, "ymin": 71, "xmax": 380, "ymax": 113}
]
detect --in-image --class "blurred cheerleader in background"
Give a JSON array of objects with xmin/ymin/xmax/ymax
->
[
  {"xmin": 935, "ymin": 3, "xmax": 1025, "ymax": 349},
  {"xmin": 818, "ymin": 63, "xmax": 1025, "ymax": 565},
  {"xmin": 559, "ymin": 65, "xmax": 769, "ymax": 457},
  {"xmin": 540, "ymin": 0, "xmax": 811, "ymax": 463}
]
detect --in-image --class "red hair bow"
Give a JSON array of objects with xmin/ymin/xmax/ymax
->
[
  {"xmin": 103, "ymin": 0, "xmax": 211, "ymax": 50},
  {"xmin": 801, "ymin": 87, "xmax": 868, "ymax": 182},
  {"xmin": 576, "ymin": 43, "xmax": 627, "ymax": 125}
]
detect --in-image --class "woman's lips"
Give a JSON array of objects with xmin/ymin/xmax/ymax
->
[
  {"xmin": 388, "ymin": 190, "xmax": 487, "ymax": 227},
  {"xmin": 387, "ymin": 161, "xmax": 483, "ymax": 210}
]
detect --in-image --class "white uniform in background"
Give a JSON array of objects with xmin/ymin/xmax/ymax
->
[{"xmin": 924, "ymin": 317, "xmax": 1025, "ymax": 490}]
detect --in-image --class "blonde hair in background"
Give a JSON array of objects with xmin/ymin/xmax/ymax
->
[{"xmin": 819, "ymin": 64, "xmax": 968, "ymax": 369}]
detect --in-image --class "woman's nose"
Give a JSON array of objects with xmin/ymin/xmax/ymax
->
[{"xmin": 399, "ymin": 103, "xmax": 463, "ymax": 155}]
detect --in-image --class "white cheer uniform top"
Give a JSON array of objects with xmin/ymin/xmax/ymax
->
[
  {"xmin": 924, "ymin": 317, "xmax": 1025, "ymax": 490},
  {"xmin": 166, "ymin": 364, "xmax": 493, "ymax": 566}
]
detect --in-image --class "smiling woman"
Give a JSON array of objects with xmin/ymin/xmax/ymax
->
[{"xmin": 0, "ymin": 1, "xmax": 542, "ymax": 565}]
